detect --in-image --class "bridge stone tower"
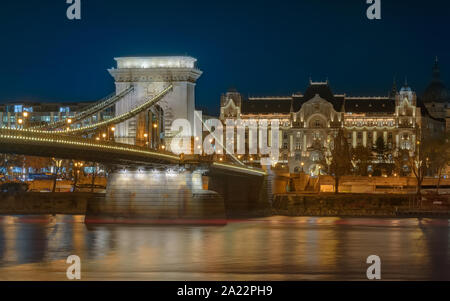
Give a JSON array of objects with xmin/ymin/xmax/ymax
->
[{"xmin": 108, "ymin": 57, "xmax": 202, "ymax": 145}]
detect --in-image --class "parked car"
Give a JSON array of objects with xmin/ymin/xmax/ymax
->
[{"xmin": 0, "ymin": 182, "xmax": 29, "ymax": 193}]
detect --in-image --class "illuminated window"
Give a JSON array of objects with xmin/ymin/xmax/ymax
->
[{"xmin": 14, "ymin": 105, "xmax": 23, "ymax": 113}]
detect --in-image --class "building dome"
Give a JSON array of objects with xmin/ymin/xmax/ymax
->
[
  {"xmin": 400, "ymin": 85, "xmax": 412, "ymax": 93},
  {"xmin": 423, "ymin": 58, "xmax": 449, "ymax": 103},
  {"xmin": 423, "ymin": 81, "xmax": 448, "ymax": 103},
  {"xmin": 399, "ymin": 78, "xmax": 412, "ymax": 93}
]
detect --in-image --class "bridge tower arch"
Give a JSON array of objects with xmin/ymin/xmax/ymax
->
[{"xmin": 108, "ymin": 56, "xmax": 202, "ymax": 146}]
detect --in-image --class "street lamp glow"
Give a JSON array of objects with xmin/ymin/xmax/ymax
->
[
  {"xmin": 18, "ymin": 119, "xmax": 23, "ymax": 125},
  {"xmin": 23, "ymin": 112, "xmax": 28, "ymax": 118}
]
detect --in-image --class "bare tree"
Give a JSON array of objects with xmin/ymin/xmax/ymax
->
[
  {"xmin": 428, "ymin": 132, "xmax": 450, "ymax": 194},
  {"xmin": 25, "ymin": 156, "xmax": 52, "ymax": 174},
  {"xmin": 409, "ymin": 138, "xmax": 435, "ymax": 205},
  {"xmin": 394, "ymin": 149, "xmax": 411, "ymax": 177},
  {"xmin": 51, "ymin": 158, "xmax": 63, "ymax": 193},
  {"xmin": 351, "ymin": 145, "xmax": 372, "ymax": 176},
  {"xmin": 0, "ymin": 154, "xmax": 24, "ymax": 179},
  {"xmin": 90, "ymin": 162, "xmax": 99, "ymax": 193},
  {"xmin": 375, "ymin": 136, "xmax": 387, "ymax": 162},
  {"xmin": 329, "ymin": 128, "xmax": 353, "ymax": 194},
  {"xmin": 72, "ymin": 161, "xmax": 85, "ymax": 192}
]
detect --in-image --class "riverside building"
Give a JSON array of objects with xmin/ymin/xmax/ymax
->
[{"xmin": 219, "ymin": 59, "xmax": 448, "ymax": 174}]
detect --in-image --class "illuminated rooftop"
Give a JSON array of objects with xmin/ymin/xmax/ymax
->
[{"xmin": 114, "ymin": 56, "xmax": 197, "ymax": 69}]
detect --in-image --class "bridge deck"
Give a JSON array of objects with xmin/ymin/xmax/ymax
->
[{"xmin": 0, "ymin": 128, "xmax": 266, "ymax": 176}]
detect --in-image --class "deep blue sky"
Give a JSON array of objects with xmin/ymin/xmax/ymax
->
[{"xmin": 0, "ymin": 0, "xmax": 449, "ymax": 115}]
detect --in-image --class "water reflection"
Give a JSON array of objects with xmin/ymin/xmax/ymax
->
[{"xmin": 0, "ymin": 215, "xmax": 448, "ymax": 280}]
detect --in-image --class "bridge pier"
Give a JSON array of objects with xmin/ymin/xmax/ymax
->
[
  {"xmin": 85, "ymin": 167, "xmax": 227, "ymax": 225},
  {"xmin": 206, "ymin": 170, "xmax": 272, "ymax": 218},
  {"xmin": 85, "ymin": 165, "xmax": 273, "ymax": 224}
]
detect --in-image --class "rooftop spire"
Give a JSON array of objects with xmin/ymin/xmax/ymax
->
[
  {"xmin": 390, "ymin": 76, "xmax": 397, "ymax": 98},
  {"xmin": 433, "ymin": 56, "xmax": 441, "ymax": 81}
]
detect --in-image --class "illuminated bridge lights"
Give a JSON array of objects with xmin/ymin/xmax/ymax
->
[
  {"xmin": 0, "ymin": 128, "xmax": 266, "ymax": 177},
  {"xmin": 0, "ymin": 130, "xmax": 179, "ymax": 162},
  {"xmin": 5, "ymin": 85, "xmax": 172, "ymax": 136},
  {"xmin": 212, "ymin": 162, "xmax": 267, "ymax": 176},
  {"xmin": 63, "ymin": 84, "xmax": 173, "ymax": 134},
  {"xmin": 32, "ymin": 86, "xmax": 134, "ymax": 130}
]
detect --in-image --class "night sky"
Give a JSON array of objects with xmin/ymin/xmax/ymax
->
[{"xmin": 0, "ymin": 0, "xmax": 449, "ymax": 115}]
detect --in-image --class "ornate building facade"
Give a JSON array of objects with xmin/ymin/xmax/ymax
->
[{"xmin": 219, "ymin": 60, "xmax": 448, "ymax": 175}]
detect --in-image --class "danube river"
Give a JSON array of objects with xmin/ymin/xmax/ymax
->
[{"xmin": 0, "ymin": 215, "xmax": 448, "ymax": 280}]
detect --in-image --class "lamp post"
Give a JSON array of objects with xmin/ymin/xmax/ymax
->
[
  {"xmin": 108, "ymin": 126, "xmax": 115, "ymax": 142},
  {"xmin": 153, "ymin": 123, "xmax": 158, "ymax": 148},
  {"xmin": 73, "ymin": 162, "xmax": 84, "ymax": 192},
  {"xmin": 22, "ymin": 111, "xmax": 29, "ymax": 128},
  {"xmin": 301, "ymin": 161, "xmax": 304, "ymax": 173}
]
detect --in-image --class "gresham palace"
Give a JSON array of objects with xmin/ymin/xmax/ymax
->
[{"xmin": 219, "ymin": 58, "xmax": 449, "ymax": 175}]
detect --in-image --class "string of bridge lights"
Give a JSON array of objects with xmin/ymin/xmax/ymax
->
[
  {"xmin": 12, "ymin": 85, "xmax": 172, "ymax": 135},
  {"xmin": 0, "ymin": 128, "xmax": 179, "ymax": 162},
  {"xmin": 32, "ymin": 86, "xmax": 135, "ymax": 130},
  {"xmin": 3, "ymin": 85, "xmax": 267, "ymax": 176},
  {"xmin": 62, "ymin": 84, "xmax": 173, "ymax": 134},
  {"xmin": 0, "ymin": 127, "xmax": 266, "ymax": 176}
]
